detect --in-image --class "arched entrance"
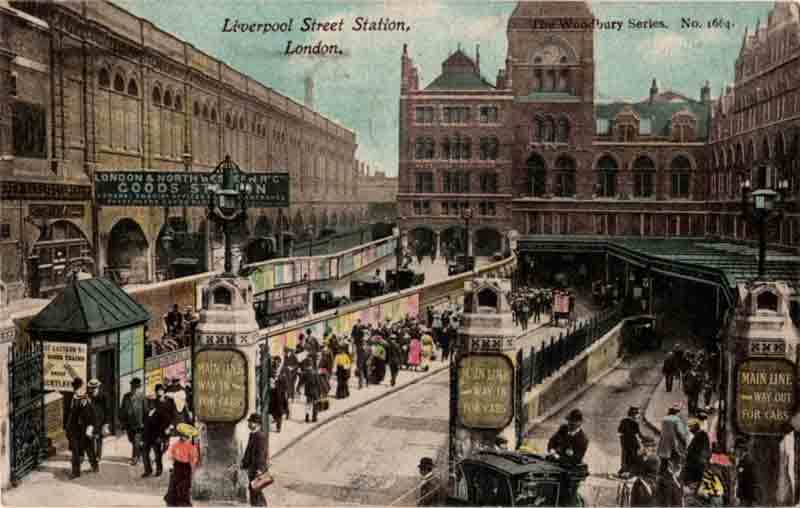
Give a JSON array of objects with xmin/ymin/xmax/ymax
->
[
  {"xmin": 31, "ymin": 220, "xmax": 93, "ymax": 298},
  {"xmin": 107, "ymin": 218, "xmax": 149, "ymax": 284},
  {"xmin": 255, "ymin": 215, "xmax": 273, "ymax": 237},
  {"xmin": 408, "ymin": 227, "xmax": 435, "ymax": 257},
  {"xmin": 474, "ymin": 228, "xmax": 502, "ymax": 257},
  {"xmin": 441, "ymin": 226, "xmax": 466, "ymax": 258}
]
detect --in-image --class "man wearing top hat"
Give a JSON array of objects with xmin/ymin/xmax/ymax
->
[
  {"xmin": 66, "ymin": 377, "xmax": 98, "ymax": 479},
  {"xmin": 87, "ymin": 378, "xmax": 107, "ymax": 461},
  {"xmin": 241, "ymin": 413, "xmax": 268, "ymax": 506},
  {"xmin": 417, "ymin": 457, "xmax": 439, "ymax": 506},
  {"xmin": 618, "ymin": 406, "xmax": 644, "ymax": 475},
  {"xmin": 547, "ymin": 409, "xmax": 589, "ymax": 465},
  {"xmin": 120, "ymin": 377, "xmax": 146, "ymax": 465}
]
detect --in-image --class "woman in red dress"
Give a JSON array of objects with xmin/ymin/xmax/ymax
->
[{"xmin": 164, "ymin": 423, "xmax": 200, "ymax": 507}]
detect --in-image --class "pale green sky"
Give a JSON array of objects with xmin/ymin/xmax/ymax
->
[{"xmin": 118, "ymin": 1, "xmax": 775, "ymax": 175}]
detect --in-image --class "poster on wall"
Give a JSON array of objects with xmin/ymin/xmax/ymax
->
[{"xmin": 43, "ymin": 342, "xmax": 88, "ymax": 391}]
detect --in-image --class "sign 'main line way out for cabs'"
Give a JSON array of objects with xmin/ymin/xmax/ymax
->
[
  {"xmin": 94, "ymin": 170, "xmax": 290, "ymax": 207},
  {"xmin": 458, "ymin": 354, "xmax": 514, "ymax": 430},
  {"xmin": 736, "ymin": 358, "xmax": 797, "ymax": 436}
]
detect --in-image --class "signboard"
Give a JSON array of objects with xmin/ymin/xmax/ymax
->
[
  {"xmin": 43, "ymin": 342, "xmax": 88, "ymax": 391},
  {"xmin": 0, "ymin": 181, "xmax": 91, "ymax": 201},
  {"xmin": 748, "ymin": 340, "xmax": 787, "ymax": 357},
  {"xmin": 194, "ymin": 349, "xmax": 248, "ymax": 423},
  {"xmin": 736, "ymin": 358, "xmax": 797, "ymax": 435},
  {"xmin": 29, "ymin": 204, "xmax": 85, "ymax": 219},
  {"xmin": 465, "ymin": 335, "xmax": 515, "ymax": 353},
  {"xmin": 95, "ymin": 171, "xmax": 289, "ymax": 207},
  {"xmin": 457, "ymin": 354, "xmax": 514, "ymax": 430}
]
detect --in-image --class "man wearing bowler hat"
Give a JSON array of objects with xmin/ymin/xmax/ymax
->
[
  {"xmin": 66, "ymin": 377, "xmax": 98, "ymax": 479},
  {"xmin": 547, "ymin": 408, "xmax": 589, "ymax": 465},
  {"xmin": 241, "ymin": 413, "xmax": 268, "ymax": 506}
]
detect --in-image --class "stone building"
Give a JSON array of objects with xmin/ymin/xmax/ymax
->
[
  {"xmin": 398, "ymin": 1, "xmax": 799, "ymax": 255},
  {"xmin": 0, "ymin": 0, "xmax": 364, "ymax": 299},
  {"xmin": 356, "ymin": 162, "xmax": 398, "ymax": 219},
  {"xmin": 708, "ymin": 2, "xmax": 800, "ymax": 246}
]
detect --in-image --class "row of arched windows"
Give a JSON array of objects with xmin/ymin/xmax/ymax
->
[
  {"xmin": 414, "ymin": 136, "xmax": 501, "ymax": 160},
  {"xmin": 526, "ymin": 153, "xmax": 693, "ymax": 198},
  {"xmin": 532, "ymin": 115, "xmax": 570, "ymax": 143},
  {"xmin": 98, "ymin": 68, "xmax": 139, "ymax": 97}
]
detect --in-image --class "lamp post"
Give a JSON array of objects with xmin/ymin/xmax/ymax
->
[
  {"xmin": 160, "ymin": 218, "xmax": 175, "ymax": 281},
  {"xmin": 461, "ymin": 206, "xmax": 474, "ymax": 260},
  {"xmin": 740, "ymin": 165, "xmax": 790, "ymax": 278},
  {"xmin": 206, "ymin": 155, "xmax": 252, "ymax": 276},
  {"xmin": 395, "ymin": 216, "xmax": 405, "ymax": 277}
]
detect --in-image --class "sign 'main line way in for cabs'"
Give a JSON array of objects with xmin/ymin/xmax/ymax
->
[{"xmin": 94, "ymin": 170, "xmax": 290, "ymax": 207}]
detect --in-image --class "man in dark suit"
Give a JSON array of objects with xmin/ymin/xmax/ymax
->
[
  {"xmin": 66, "ymin": 377, "xmax": 98, "ymax": 479},
  {"xmin": 142, "ymin": 384, "xmax": 177, "ymax": 477},
  {"xmin": 547, "ymin": 409, "xmax": 589, "ymax": 465},
  {"xmin": 241, "ymin": 413, "xmax": 268, "ymax": 506}
]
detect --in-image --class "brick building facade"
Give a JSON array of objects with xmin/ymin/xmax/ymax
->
[
  {"xmin": 0, "ymin": 0, "xmax": 365, "ymax": 300},
  {"xmin": 398, "ymin": 1, "xmax": 799, "ymax": 257}
]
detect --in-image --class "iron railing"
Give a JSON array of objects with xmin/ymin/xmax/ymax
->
[{"xmin": 517, "ymin": 304, "xmax": 625, "ymax": 392}]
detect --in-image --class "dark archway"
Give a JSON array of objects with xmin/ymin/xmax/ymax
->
[
  {"xmin": 409, "ymin": 227, "xmax": 435, "ymax": 257},
  {"xmin": 474, "ymin": 228, "xmax": 502, "ymax": 257},
  {"xmin": 255, "ymin": 215, "xmax": 273, "ymax": 237},
  {"xmin": 107, "ymin": 218, "xmax": 149, "ymax": 284},
  {"xmin": 31, "ymin": 220, "xmax": 93, "ymax": 297},
  {"xmin": 441, "ymin": 226, "xmax": 466, "ymax": 258}
]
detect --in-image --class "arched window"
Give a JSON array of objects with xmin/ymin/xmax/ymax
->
[
  {"xmin": 210, "ymin": 108, "xmax": 217, "ymax": 123},
  {"xmin": 543, "ymin": 116, "xmax": 556, "ymax": 142},
  {"xmin": 127, "ymin": 78, "xmax": 138, "ymax": 96},
  {"xmin": 239, "ymin": 116, "xmax": 245, "ymax": 130},
  {"xmin": 554, "ymin": 155, "xmax": 576, "ymax": 197},
  {"xmin": 113, "ymin": 73, "xmax": 125, "ymax": 92},
  {"xmin": 670, "ymin": 155, "xmax": 692, "ymax": 198},
  {"xmin": 98, "ymin": 68, "xmax": 111, "ymax": 88},
  {"xmin": 163, "ymin": 90, "xmax": 173, "ymax": 108},
  {"xmin": 477, "ymin": 288, "xmax": 498, "ymax": 310},
  {"xmin": 633, "ymin": 155, "xmax": 656, "ymax": 198},
  {"xmin": 527, "ymin": 153, "xmax": 547, "ymax": 196},
  {"xmin": 533, "ymin": 69, "xmax": 542, "ymax": 91},
  {"xmin": 225, "ymin": 113, "xmax": 232, "ymax": 129},
  {"xmin": 480, "ymin": 137, "xmax": 499, "ymax": 160},
  {"xmin": 546, "ymin": 69, "xmax": 556, "ymax": 91},
  {"xmin": 596, "ymin": 155, "xmax": 618, "ymax": 197},
  {"xmin": 556, "ymin": 117, "xmax": 570, "ymax": 143},
  {"xmin": 212, "ymin": 286, "xmax": 232, "ymax": 306},
  {"xmin": 152, "ymin": 86, "xmax": 162, "ymax": 105},
  {"xmin": 756, "ymin": 290, "xmax": 778, "ymax": 312},
  {"xmin": 203, "ymin": 104, "xmax": 209, "ymax": 120},
  {"xmin": 174, "ymin": 94, "xmax": 182, "ymax": 111},
  {"xmin": 194, "ymin": 102, "xmax": 201, "ymax": 117},
  {"xmin": 415, "ymin": 137, "xmax": 435, "ymax": 159},
  {"xmin": 532, "ymin": 115, "xmax": 545, "ymax": 142}
]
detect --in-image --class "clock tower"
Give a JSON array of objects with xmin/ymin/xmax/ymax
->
[{"xmin": 506, "ymin": 1, "xmax": 596, "ymax": 202}]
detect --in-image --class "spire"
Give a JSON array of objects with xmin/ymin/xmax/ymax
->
[
  {"xmin": 701, "ymin": 80, "xmax": 711, "ymax": 104},
  {"xmin": 649, "ymin": 77, "xmax": 659, "ymax": 103},
  {"xmin": 476, "ymin": 44, "xmax": 480, "ymax": 73}
]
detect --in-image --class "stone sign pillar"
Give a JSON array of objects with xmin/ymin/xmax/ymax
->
[
  {"xmin": 450, "ymin": 278, "xmax": 517, "ymax": 486},
  {"xmin": 192, "ymin": 275, "xmax": 261, "ymax": 503},
  {"xmin": 726, "ymin": 281, "xmax": 800, "ymax": 506}
]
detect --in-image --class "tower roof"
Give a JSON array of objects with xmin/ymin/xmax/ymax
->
[
  {"xmin": 425, "ymin": 48, "xmax": 494, "ymax": 91},
  {"xmin": 509, "ymin": 1, "xmax": 592, "ymax": 20}
]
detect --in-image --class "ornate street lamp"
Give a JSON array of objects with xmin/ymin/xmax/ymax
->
[
  {"xmin": 740, "ymin": 165, "xmax": 790, "ymax": 278},
  {"xmin": 206, "ymin": 155, "xmax": 252, "ymax": 276}
]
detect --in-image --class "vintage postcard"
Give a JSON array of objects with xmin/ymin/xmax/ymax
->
[{"xmin": 0, "ymin": 0, "xmax": 798, "ymax": 506}]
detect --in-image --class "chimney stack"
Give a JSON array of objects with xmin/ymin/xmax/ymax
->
[{"xmin": 304, "ymin": 76, "xmax": 315, "ymax": 109}]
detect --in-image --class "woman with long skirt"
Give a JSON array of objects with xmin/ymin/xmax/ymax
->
[
  {"xmin": 334, "ymin": 348, "xmax": 352, "ymax": 399},
  {"xmin": 164, "ymin": 424, "xmax": 200, "ymax": 507}
]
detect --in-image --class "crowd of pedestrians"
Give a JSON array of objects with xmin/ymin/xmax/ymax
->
[
  {"xmin": 662, "ymin": 345, "xmax": 720, "ymax": 417},
  {"xmin": 266, "ymin": 311, "xmax": 448, "ymax": 431}
]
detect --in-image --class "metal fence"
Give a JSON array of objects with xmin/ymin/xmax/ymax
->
[{"xmin": 516, "ymin": 305, "xmax": 625, "ymax": 392}]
